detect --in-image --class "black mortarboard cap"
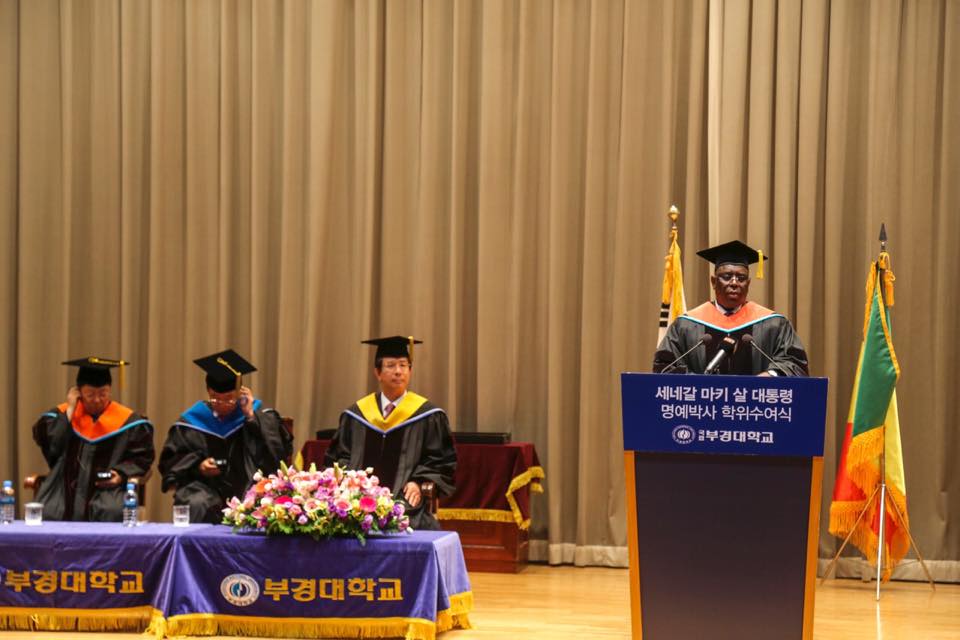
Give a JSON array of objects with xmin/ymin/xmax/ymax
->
[
  {"xmin": 696, "ymin": 240, "xmax": 768, "ymax": 275},
  {"xmin": 362, "ymin": 336, "xmax": 422, "ymax": 363},
  {"xmin": 193, "ymin": 349, "xmax": 256, "ymax": 393},
  {"xmin": 62, "ymin": 356, "xmax": 128, "ymax": 388}
]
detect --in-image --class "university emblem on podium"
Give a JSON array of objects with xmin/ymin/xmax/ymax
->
[
  {"xmin": 220, "ymin": 573, "xmax": 260, "ymax": 606},
  {"xmin": 671, "ymin": 425, "xmax": 696, "ymax": 445}
]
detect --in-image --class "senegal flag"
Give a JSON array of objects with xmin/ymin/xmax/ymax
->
[
  {"xmin": 658, "ymin": 206, "xmax": 686, "ymax": 344},
  {"xmin": 829, "ymin": 252, "xmax": 909, "ymax": 581}
]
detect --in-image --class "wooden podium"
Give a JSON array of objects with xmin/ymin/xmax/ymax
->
[{"xmin": 620, "ymin": 373, "xmax": 828, "ymax": 640}]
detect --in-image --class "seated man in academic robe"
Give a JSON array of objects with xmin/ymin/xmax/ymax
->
[
  {"xmin": 325, "ymin": 336, "xmax": 457, "ymax": 531},
  {"xmin": 653, "ymin": 240, "xmax": 809, "ymax": 376},
  {"xmin": 32, "ymin": 357, "xmax": 155, "ymax": 521},
  {"xmin": 158, "ymin": 349, "xmax": 293, "ymax": 524}
]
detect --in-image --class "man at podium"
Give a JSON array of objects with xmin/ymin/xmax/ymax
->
[{"xmin": 653, "ymin": 240, "xmax": 808, "ymax": 376}]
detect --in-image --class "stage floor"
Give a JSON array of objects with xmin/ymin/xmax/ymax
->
[{"xmin": 0, "ymin": 564, "xmax": 956, "ymax": 639}]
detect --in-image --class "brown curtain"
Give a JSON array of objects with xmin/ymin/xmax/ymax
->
[{"xmin": 0, "ymin": 0, "xmax": 956, "ymax": 578}]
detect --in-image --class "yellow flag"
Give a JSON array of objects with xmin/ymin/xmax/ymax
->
[{"xmin": 658, "ymin": 207, "xmax": 687, "ymax": 344}]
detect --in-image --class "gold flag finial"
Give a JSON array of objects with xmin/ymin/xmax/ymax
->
[{"xmin": 668, "ymin": 205, "xmax": 680, "ymax": 240}]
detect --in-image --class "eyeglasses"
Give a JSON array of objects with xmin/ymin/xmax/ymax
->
[
  {"xmin": 380, "ymin": 361, "xmax": 410, "ymax": 371},
  {"xmin": 208, "ymin": 397, "xmax": 238, "ymax": 406},
  {"xmin": 716, "ymin": 273, "xmax": 749, "ymax": 283}
]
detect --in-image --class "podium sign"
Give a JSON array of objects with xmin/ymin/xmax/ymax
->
[
  {"xmin": 621, "ymin": 373, "xmax": 826, "ymax": 456},
  {"xmin": 621, "ymin": 373, "xmax": 828, "ymax": 640}
]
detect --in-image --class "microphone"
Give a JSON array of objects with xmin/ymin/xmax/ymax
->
[
  {"xmin": 704, "ymin": 336, "xmax": 737, "ymax": 374},
  {"xmin": 659, "ymin": 334, "xmax": 714, "ymax": 373},
  {"xmin": 742, "ymin": 333, "xmax": 777, "ymax": 373}
]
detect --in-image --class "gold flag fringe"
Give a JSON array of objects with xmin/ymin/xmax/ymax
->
[
  {"xmin": 843, "ymin": 428, "xmax": 885, "ymax": 486},
  {"xmin": 828, "ymin": 480, "xmax": 910, "ymax": 582}
]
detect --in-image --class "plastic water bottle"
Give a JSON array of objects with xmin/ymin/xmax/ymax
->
[
  {"xmin": 1, "ymin": 480, "xmax": 15, "ymax": 525},
  {"xmin": 122, "ymin": 482, "xmax": 138, "ymax": 527}
]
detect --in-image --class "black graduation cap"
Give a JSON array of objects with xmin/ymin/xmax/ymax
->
[
  {"xmin": 362, "ymin": 336, "xmax": 422, "ymax": 363},
  {"xmin": 62, "ymin": 356, "xmax": 128, "ymax": 388},
  {"xmin": 193, "ymin": 349, "xmax": 256, "ymax": 393},
  {"xmin": 696, "ymin": 240, "xmax": 767, "ymax": 278}
]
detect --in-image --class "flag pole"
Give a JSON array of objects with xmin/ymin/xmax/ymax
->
[
  {"xmin": 876, "ymin": 224, "xmax": 935, "ymax": 594},
  {"xmin": 821, "ymin": 224, "xmax": 936, "ymax": 594},
  {"xmin": 874, "ymin": 226, "xmax": 888, "ymax": 599}
]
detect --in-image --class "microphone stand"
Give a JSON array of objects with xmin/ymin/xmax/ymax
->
[
  {"xmin": 704, "ymin": 336, "xmax": 736, "ymax": 375},
  {"xmin": 660, "ymin": 335, "xmax": 713, "ymax": 374}
]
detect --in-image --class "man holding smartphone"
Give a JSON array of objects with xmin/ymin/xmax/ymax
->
[
  {"xmin": 32, "ymin": 357, "xmax": 155, "ymax": 521},
  {"xmin": 158, "ymin": 349, "xmax": 292, "ymax": 524}
]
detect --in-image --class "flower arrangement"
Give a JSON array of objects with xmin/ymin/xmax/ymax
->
[{"xmin": 222, "ymin": 462, "xmax": 411, "ymax": 544}]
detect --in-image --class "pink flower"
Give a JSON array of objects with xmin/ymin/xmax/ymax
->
[
  {"xmin": 275, "ymin": 496, "xmax": 293, "ymax": 506},
  {"xmin": 359, "ymin": 496, "xmax": 377, "ymax": 513}
]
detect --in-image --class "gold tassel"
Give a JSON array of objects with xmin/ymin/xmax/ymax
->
[
  {"xmin": 756, "ymin": 250, "xmax": 764, "ymax": 279},
  {"xmin": 878, "ymin": 251, "xmax": 895, "ymax": 306},
  {"xmin": 217, "ymin": 356, "xmax": 243, "ymax": 392},
  {"xmin": 408, "ymin": 336, "xmax": 415, "ymax": 363},
  {"xmin": 863, "ymin": 262, "xmax": 878, "ymax": 338}
]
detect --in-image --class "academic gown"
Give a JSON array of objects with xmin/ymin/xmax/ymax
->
[
  {"xmin": 158, "ymin": 399, "xmax": 293, "ymax": 524},
  {"xmin": 324, "ymin": 392, "xmax": 457, "ymax": 531},
  {"xmin": 653, "ymin": 301, "xmax": 809, "ymax": 376},
  {"xmin": 32, "ymin": 402, "xmax": 155, "ymax": 522}
]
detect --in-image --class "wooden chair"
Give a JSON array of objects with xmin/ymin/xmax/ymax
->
[{"xmin": 420, "ymin": 481, "xmax": 439, "ymax": 515}]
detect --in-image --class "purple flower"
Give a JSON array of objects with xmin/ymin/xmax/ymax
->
[{"xmin": 361, "ymin": 514, "xmax": 374, "ymax": 531}]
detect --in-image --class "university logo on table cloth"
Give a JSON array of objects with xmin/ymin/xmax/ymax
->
[{"xmin": 828, "ymin": 249, "xmax": 910, "ymax": 581}]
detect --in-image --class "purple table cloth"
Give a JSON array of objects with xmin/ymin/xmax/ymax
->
[{"xmin": 0, "ymin": 521, "xmax": 472, "ymax": 639}]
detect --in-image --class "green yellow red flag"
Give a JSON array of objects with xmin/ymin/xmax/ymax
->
[{"xmin": 828, "ymin": 251, "xmax": 909, "ymax": 581}]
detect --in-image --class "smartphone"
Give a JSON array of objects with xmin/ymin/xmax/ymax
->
[{"xmin": 95, "ymin": 471, "xmax": 113, "ymax": 481}]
